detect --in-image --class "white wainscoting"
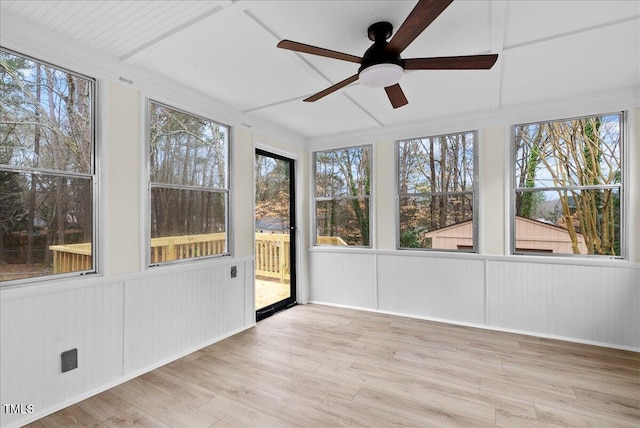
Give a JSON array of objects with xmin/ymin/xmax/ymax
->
[
  {"xmin": 0, "ymin": 258, "xmax": 254, "ymax": 428},
  {"xmin": 309, "ymin": 249, "xmax": 640, "ymax": 351},
  {"xmin": 309, "ymin": 250, "xmax": 377, "ymax": 309},
  {"xmin": 378, "ymin": 254, "xmax": 486, "ymax": 324},
  {"xmin": 487, "ymin": 259, "xmax": 640, "ymax": 348}
]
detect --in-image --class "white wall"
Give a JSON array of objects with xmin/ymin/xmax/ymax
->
[
  {"xmin": 1, "ymin": 14, "xmax": 638, "ymax": 428},
  {"xmin": 310, "ymin": 249, "xmax": 640, "ymax": 350},
  {"xmin": 309, "ymin": 107, "xmax": 640, "ymax": 352},
  {"xmin": 0, "ymin": 259, "xmax": 253, "ymax": 428},
  {"xmin": 0, "ymin": 80, "xmax": 277, "ymax": 427}
]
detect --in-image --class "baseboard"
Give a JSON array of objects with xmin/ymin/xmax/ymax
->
[
  {"xmin": 307, "ymin": 300, "xmax": 640, "ymax": 353},
  {"xmin": 9, "ymin": 323, "xmax": 255, "ymax": 428}
]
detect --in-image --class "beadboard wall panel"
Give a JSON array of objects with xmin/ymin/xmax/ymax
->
[
  {"xmin": 377, "ymin": 254, "xmax": 486, "ymax": 324},
  {"xmin": 0, "ymin": 281, "xmax": 125, "ymax": 428},
  {"xmin": 487, "ymin": 260, "xmax": 640, "ymax": 348},
  {"xmin": 309, "ymin": 251, "xmax": 377, "ymax": 309},
  {"xmin": 0, "ymin": 259, "xmax": 253, "ymax": 428},
  {"xmin": 123, "ymin": 262, "xmax": 247, "ymax": 376},
  {"xmin": 309, "ymin": 249, "xmax": 640, "ymax": 350}
]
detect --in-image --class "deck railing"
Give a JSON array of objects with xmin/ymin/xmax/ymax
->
[
  {"xmin": 51, "ymin": 232, "xmax": 291, "ymax": 280},
  {"xmin": 50, "ymin": 233, "xmax": 228, "ymax": 273},
  {"xmin": 51, "ymin": 232, "xmax": 346, "ymax": 279},
  {"xmin": 49, "ymin": 243, "xmax": 92, "ymax": 274},
  {"xmin": 150, "ymin": 233, "xmax": 227, "ymax": 263},
  {"xmin": 255, "ymin": 232, "xmax": 290, "ymax": 281}
]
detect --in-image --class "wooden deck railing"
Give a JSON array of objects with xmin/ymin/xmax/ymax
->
[
  {"xmin": 50, "ymin": 232, "xmax": 290, "ymax": 278},
  {"xmin": 255, "ymin": 232, "xmax": 290, "ymax": 281},
  {"xmin": 49, "ymin": 243, "xmax": 92, "ymax": 274},
  {"xmin": 51, "ymin": 232, "xmax": 344, "ymax": 278},
  {"xmin": 316, "ymin": 236, "xmax": 348, "ymax": 246},
  {"xmin": 50, "ymin": 233, "xmax": 228, "ymax": 273},
  {"xmin": 150, "ymin": 233, "xmax": 227, "ymax": 263}
]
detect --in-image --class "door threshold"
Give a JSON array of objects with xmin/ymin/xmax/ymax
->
[{"xmin": 257, "ymin": 301, "xmax": 297, "ymax": 321}]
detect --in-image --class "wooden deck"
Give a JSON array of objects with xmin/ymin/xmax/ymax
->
[
  {"xmin": 26, "ymin": 304, "xmax": 640, "ymax": 427},
  {"xmin": 255, "ymin": 278, "xmax": 290, "ymax": 310}
]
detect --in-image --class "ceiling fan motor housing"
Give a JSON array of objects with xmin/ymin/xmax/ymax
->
[{"xmin": 359, "ymin": 21, "xmax": 403, "ymax": 72}]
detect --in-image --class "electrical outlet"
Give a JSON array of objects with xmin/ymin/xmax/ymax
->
[
  {"xmin": 230, "ymin": 265, "xmax": 237, "ymax": 278},
  {"xmin": 61, "ymin": 349, "xmax": 78, "ymax": 373}
]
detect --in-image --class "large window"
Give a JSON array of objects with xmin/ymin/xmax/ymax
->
[
  {"xmin": 148, "ymin": 101, "xmax": 229, "ymax": 264},
  {"xmin": 0, "ymin": 49, "xmax": 96, "ymax": 283},
  {"xmin": 314, "ymin": 145, "xmax": 371, "ymax": 247},
  {"xmin": 398, "ymin": 131, "xmax": 476, "ymax": 251},
  {"xmin": 513, "ymin": 113, "xmax": 623, "ymax": 257}
]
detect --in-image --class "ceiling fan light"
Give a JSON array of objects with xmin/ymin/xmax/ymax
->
[{"xmin": 359, "ymin": 63, "xmax": 403, "ymax": 88}]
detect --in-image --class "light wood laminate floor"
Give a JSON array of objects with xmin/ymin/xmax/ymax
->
[{"xmin": 27, "ymin": 304, "xmax": 640, "ymax": 427}]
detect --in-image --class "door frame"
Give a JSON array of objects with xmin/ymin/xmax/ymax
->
[{"xmin": 255, "ymin": 149, "xmax": 297, "ymax": 321}]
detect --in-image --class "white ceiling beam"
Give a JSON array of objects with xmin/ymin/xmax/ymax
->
[
  {"xmin": 490, "ymin": 1, "xmax": 507, "ymax": 110},
  {"xmin": 242, "ymin": 8, "xmax": 384, "ymax": 127},
  {"xmin": 118, "ymin": 1, "xmax": 235, "ymax": 62}
]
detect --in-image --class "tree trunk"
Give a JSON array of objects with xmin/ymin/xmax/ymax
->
[{"xmin": 26, "ymin": 65, "xmax": 42, "ymax": 265}]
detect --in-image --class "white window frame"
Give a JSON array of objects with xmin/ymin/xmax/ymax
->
[
  {"xmin": 313, "ymin": 144, "xmax": 373, "ymax": 248},
  {"xmin": 0, "ymin": 47, "xmax": 98, "ymax": 285},
  {"xmin": 146, "ymin": 99, "xmax": 231, "ymax": 266},
  {"xmin": 511, "ymin": 112, "xmax": 624, "ymax": 258},
  {"xmin": 396, "ymin": 131, "xmax": 478, "ymax": 252}
]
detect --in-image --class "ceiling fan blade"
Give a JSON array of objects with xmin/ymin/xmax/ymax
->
[
  {"xmin": 404, "ymin": 54, "xmax": 499, "ymax": 70},
  {"xmin": 278, "ymin": 40, "xmax": 362, "ymax": 64},
  {"xmin": 304, "ymin": 74, "xmax": 360, "ymax": 102},
  {"xmin": 386, "ymin": 0, "xmax": 454, "ymax": 56},
  {"xmin": 384, "ymin": 84, "xmax": 408, "ymax": 109}
]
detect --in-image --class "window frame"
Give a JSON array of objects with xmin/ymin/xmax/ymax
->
[
  {"xmin": 510, "ymin": 111, "xmax": 625, "ymax": 259},
  {"xmin": 312, "ymin": 144, "xmax": 373, "ymax": 248},
  {"xmin": 146, "ymin": 99, "xmax": 231, "ymax": 267},
  {"xmin": 0, "ymin": 47, "xmax": 98, "ymax": 285},
  {"xmin": 396, "ymin": 130, "xmax": 478, "ymax": 252}
]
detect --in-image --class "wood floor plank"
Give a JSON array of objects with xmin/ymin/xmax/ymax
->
[
  {"xmin": 534, "ymin": 403, "xmax": 639, "ymax": 428},
  {"xmin": 109, "ymin": 378, "xmax": 218, "ymax": 428},
  {"xmin": 28, "ymin": 304, "xmax": 640, "ymax": 427},
  {"xmin": 190, "ymin": 353, "xmax": 328, "ymax": 408},
  {"xmin": 26, "ymin": 405, "xmax": 106, "ymax": 427},
  {"xmin": 316, "ymin": 362, "xmax": 538, "ymax": 421},
  {"xmin": 76, "ymin": 390, "xmax": 130, "ymax": 423},
  {"xmin": 103, "ymin": 406, "xmax": 170, "ymax": 428},
  {"xmin": 354, "ymin": 386, "xmax": 496, "ymax": 427},
  {"xmin": 138, "ymin": 368, "xmax": 217, "ymax": 408},
  {"xmin": 198, "ymin": 395, "xmax": 298, "ymax": 428},
  {"xmin": 317, "ymin": 394, "xmax": 419, "ymax": 427},
  {"xmin": 204, "ymin": 343, "xmax": 362, "ymax": 400},
  {"xmin": 198, "ymin": 373, "xmax": 361, "ymax": 427}
]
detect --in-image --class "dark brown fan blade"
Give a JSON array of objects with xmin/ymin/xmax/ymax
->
[
  {"xmin": 278, "ymin": 40, "xmax": 362, "ymax": 64},
  {"xmin": 386, "ymin": 0, "xmax": 454, "ymax": 56},
  {"xmin": 304, "ymin": 74, "xmax": 360, "ymax": 102},
  {"xmin": 384, "ymin": 84, "xmax": 408, "ymax": 109},
  {"xmin": 404, "ymin": 54, "xmax": 498, "ymax": 70}
]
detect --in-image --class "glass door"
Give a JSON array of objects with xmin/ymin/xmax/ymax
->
[{"xmin": 255, "ymin": 149, "xmax": 296, "ymax": 321}]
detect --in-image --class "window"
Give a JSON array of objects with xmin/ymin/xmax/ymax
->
[
  {"xmin": 398, "ymin": 131, "xmax": 476, "ymax": 251},
  {"xmin": 314, "ymin": 145, "xmax": 371, "ymax": 247},
  {"xmin": 0, "ymin": 48, "xmax": 96, "ymax": 283},
  {"xmin": 148, "ymin": 101, "xmax": 229, "ymax": 264},
  {"xmin": 513, "ymin": 113, "xmax": 623, "ymax": 257}
]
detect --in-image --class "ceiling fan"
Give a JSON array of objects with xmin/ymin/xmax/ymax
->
[{"xmin": 277, "ymin": 0, "xmax": 498, "ymax": 109}]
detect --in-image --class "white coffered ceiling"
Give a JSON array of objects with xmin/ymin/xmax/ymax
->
[{"xmin": 1, "ymin": 0, "xmax": 638, "ymax": 140}]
